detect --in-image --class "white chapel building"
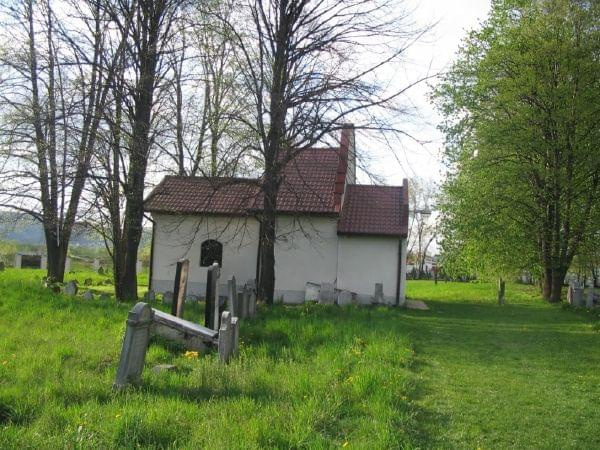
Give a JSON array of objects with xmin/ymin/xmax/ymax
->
[{"xmin": 145, "ymin": 126, "xmax": 409, "ymax": 305}]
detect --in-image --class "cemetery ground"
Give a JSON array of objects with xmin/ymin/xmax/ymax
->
[{"xmin": 1, "ymin": 270, "xmax": 600, "ymax": 448}]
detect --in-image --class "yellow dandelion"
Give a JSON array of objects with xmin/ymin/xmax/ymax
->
[
  {"xmin": 184, "ymin": 351, "xmax": 199, "ymax": 359},
  {"xmin": 343, "ymin": 441, "xmax": 349, "ymax": 447},
  {"xmin": 115, "ymin": 413, "xmax": 121, "ymax": 419},
  {"xmin": 1, "ymin": 360, "xmax": 7, "ymax": 365}
]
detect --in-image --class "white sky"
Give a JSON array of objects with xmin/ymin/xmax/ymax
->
[{"xmin": 359, "ymin": 0, "xmax": 491, "ymax": 186}]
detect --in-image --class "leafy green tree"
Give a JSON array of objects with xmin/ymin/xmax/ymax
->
[{"xmin": 435, "ymin": 0, "xmax": 600, "ymax": 301}]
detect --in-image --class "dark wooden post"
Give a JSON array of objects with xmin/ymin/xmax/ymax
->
[
  {"xmin": 498, "ymin": 278, "xmax": 506, "ymax": 305},
  {"xmin": 171, "ymin": 259, "xmax": 189, "ymax": 318}
]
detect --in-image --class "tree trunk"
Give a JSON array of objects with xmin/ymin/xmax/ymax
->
[
  {"xmin": 259, "ymin": 175, "xmax": 277, "ymax": 304},
  {"xmin": 549, "ymin": 267, "xmax": 566, "ymax": 303},
  {"xmin": 542, "ymin": 267, "xmax": 552, "ymax": 301}
]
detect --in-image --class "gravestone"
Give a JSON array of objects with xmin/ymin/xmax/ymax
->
[
  {"xmin": 144, "ymin": 290, "xmax": 156, "ymax": 302},
  {"xmin": 65, "ymin": 258, "xmax": 71, "ymax": 273},
  {"xmin": 163, "ymin": 291, "xmax": 174, "ymax": 305},
  {"xmin": 227, "ymin": 276, "xmax": 237, "ymax": 316},
  {"xmin": 84, "ymin": 278, "xmax": 93, "ymax": 286},
  {"xmin": 568, "ymin": 285, "xmax": 584, "ymax": 307},
  {"xmin": 587, "ymin": 285, "xmax": 594, "ymax": 309},
  {"xmin": 82, "ymin": 290, "xmax": 94, "ymax": 301},
  {"xmin": 247, "ymin": 279, "xmax": 257, "ymax": 318},
  {"xmin": 373, "ymin": 283, "xmax": 384, "ymax": 304},
  {"xmin": 171, "ymin": 259, "xmax": 189, "ymax": 318},
  {"xmin": 0, "ymin": 261, "xmax": 4, "ymax": 271},
  {"xmin": 218, "ymin": 311, "xmax": 233, "ymax": 363},
  {"xmin": 231, "ymin": 317, "xmax": 239, "ymax": 356},
  {"xmin": 136, "ymin": 260, "xmax": 143, "ymax": 274},
  {"xmin": 337, "ymin": 290, "xmax": 353, "ymax": 306},
  {"xmin": 205, "ymin": 263, "xmax": 220, "ymax": 330},
  {"xmin": 93, "ymin": 259, "xmax": 100, "ymax": 272},
  {"xmin": 64, "ymin": 281, "xmax": 78, "ymax": 296},
  {"xmin": 239, "ymin": 290, "xmax": 248, "ymax": 319},
  {"xmin": 40, "ymin": 256, "xmax": 47, "ymax": 270},
  {"xmin": 305, "ymin": 282, "xmax": 320, "ymax": 302},
  {"xmin": 114, "ymin": 303, "xmax": 154, "ymax": 388},
  {"xmin": 14, "ymin": 254, "xmax": 22, "ymax": 269},
  {"xmin": 319, "ymin": 282, "xmax": 335, "ymax": 304}
]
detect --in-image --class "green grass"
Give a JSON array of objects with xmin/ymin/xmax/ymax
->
[{"xmin": 1, "ymin": 270, "xmax": 600, "ymax": 448}]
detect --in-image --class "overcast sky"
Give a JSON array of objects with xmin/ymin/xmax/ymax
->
[{"xmin": 359, "ymin": 0, "xmax": 491, "ymax": 186}]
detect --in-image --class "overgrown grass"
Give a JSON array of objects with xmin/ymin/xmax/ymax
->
[{"xmin": 1, "ymin": 270, "xmax": 600, "ymax": 448}]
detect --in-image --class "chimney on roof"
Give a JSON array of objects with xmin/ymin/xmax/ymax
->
[{"xmin": 340, "ymin": 124, "xmax": 356, "ymax": 185}]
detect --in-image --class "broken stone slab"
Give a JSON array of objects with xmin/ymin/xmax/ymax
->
[
  {"xmin": 162, "ymin": 291, "xmax": 174, "ymax": 305},
  {"xmin": 337, "ymin": 290, "xmax": 354, "ymax": 306},
  {"xmin": 152, "ymin": 364, "xmax": 177, "ymax": 373},
  {"xmin": 64, "ymin": 281, "xmax": 78, "ymax": 296},
  {"xmin": 82, "ymin": 290, "xmax": 94, "ymax": 301},
  {"xmin": 318, "ymin": 282, "xmax": 335, "ymax": 305}
]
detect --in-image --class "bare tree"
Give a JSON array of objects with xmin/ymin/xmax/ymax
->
[
  {"xmin": 0, "ymin": 0, "xmax": 129, "ymax": 281},
  {"xmin": 219, "ymin": 0, "xmax": 430, "ymax": 303},
  {"xmin": 407, "ymin": 177, "xmax": 436, "ymax": 278}
]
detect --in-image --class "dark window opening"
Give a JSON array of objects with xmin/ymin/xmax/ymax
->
[
  {"xmin": 200, "ymin": 240, "xmax": 223, "ymax": 267},
  {"xmin": 21, "ymin": 255, "xmax": 42, "ymax": 268}
]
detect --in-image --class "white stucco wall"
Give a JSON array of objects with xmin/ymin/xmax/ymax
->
[
  {"xmin": 151, "ymin": 214, "xmax": 259, "ymax": 296},
  {"xmin": 274, "ymin": 216, "xmax": 339, "ymax": 303},
  {"xmin": 336, "ymin": 235, "xmax": 401, "ymax": 304}
]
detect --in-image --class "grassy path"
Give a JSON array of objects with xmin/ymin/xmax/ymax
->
[{"xmin": 405, "ymin": 281, "xmax": 600, "ymax": 449}]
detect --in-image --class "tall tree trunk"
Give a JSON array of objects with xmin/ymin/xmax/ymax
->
[
  {"xmin": 550, "ymin": 267, "xmax": 566, "ymax": 303},
  {"xmin": 259, "ymin": 174, "xmax": 277, "ymax": 304}
]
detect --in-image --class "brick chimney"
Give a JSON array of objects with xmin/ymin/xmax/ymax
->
[{"xmin": 334, "ymin": 124, "xmax": 356, "ymax": 212}]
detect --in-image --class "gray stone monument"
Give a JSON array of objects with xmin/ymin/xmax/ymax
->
[
  {"xmin": 93, "ymin": 258, "xmax": 100, "ymax": 272},
  {"xmin": 587, "ymin": 285, "xmax": 595, "ymax": 308},
  {"xmin": 337, "ymin": 290, "xmax": 353, "ymax": 306},
  {"xmin": 568, "ymin": 284, "xmax": 584, "ymax": 307},
  {"xmin": 163, "ymin": 291, "xmax": 174, "ymax": 305},
  {"xmin": 319, "ymin": 282, "xmax": 335, "ymax": 304},
  {"xmin": 304, "ymin": 282, "xmax": 320, "ymax": 302},
  {"xmin": 114, "ymin": 302, "xmax": 154, "ymax": 388},
  {"xmin": 227, "ymin": 276, "xmax": 237, "ymax": 316},
  {"xmin": 82, "ymin": 290, "xmax": 94, "ymax": 301},
  {"xmin": 14, "ymin": 254, "xmax": 22, "ymax": 269},
  {"xmin": 374, "ymin": 283, "xmax": 384, "ymax": 304},
  {"xmin": 172, "ymin": 259, "xmax": 189, "ymax": 318},
  {"xmin": 64, "ymin": 281, "xmax": 78, "ymax": 296},
  {"xmin": 205, "ymin": 263, "xmax": 221, "ymax": 330},
  {"xmin": 218, "ymin": 311, "xmax": 233, "ymax": 363},
  {"xmin": 40, "ymin": 255, "xmax": 47, "ymax": 270}
]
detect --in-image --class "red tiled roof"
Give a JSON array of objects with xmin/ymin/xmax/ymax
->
[
  {"xmin": 337, "ymin": 183, "xmax": 408, "ymax": 237},
  {"xmin": 144, "ymin": 177, "xmax": 260, "ymax": 215}
]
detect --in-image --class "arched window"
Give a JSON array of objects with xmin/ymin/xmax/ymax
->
[{"xmin": 200, "ymin": 239, "xmax": 223, "ymax": 267}]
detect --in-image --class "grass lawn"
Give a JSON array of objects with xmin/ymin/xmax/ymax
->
[{"xmin": 1, "ymin": 270, "xmax": 600, "ymax": 448}]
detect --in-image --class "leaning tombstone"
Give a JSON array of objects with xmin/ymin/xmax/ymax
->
[
  {"xmin": 337, "ymin": 290, "xmax": 353, "ymax": 306},
  {"xmin": 82, "ymin": 290, "xmax": 94, "ymax": 301},
  {"xmin": 114, "ymin": 302, "xmax": 154, "ymax": 388},
  {"xmin": 587, "ymin": 285, "xmax": 595, "ymax": 309},
  {"xmin": 171, "ymin": 259, "xmax": 189, "ymax": 318},
  {"xmin": 373, "ymin": 283, "xmax": 384, "ymax": 304},
  {"xmin": 218, "ymin": 311, "xmax": 233, "ymax": 363},
  {"xmin": 0, "ymin": 261, "xmax": 4, "ymax": 271},
  {"xmin": 205, "ymin": 263, "xmax": 220, "ymax": 330},
  {"xmin": 319, "ymin": 282, "xmax": 335, "ymax": 305},
  {"xmin": 162, "ymin": 291, "xmax": 174, "ymax": 305},
  {"xmin": 64, "ymin": 281, "xmax": 78, "ymax": 296}
]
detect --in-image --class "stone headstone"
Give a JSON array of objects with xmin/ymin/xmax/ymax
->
[
  {"xmin": 205, "ymin": 263, "xmax": 220, "ymax": 330},
  {"xmin": 218, "ymin": 311, "xmax": 233, "ymax": 363},
  {"xmin": 172, "ymin": 259, "xmax": 189, "ymax": 318},
  {"xmin": 373, "ymin": 283, "xmax": 384, "ymax": 304},
  {"xmin": 82, "ymin": 290, "xmax": 94, "ymax": 301},
  {"xmin": 162, "ymin": 291, "xmax": 174, "ymax": 305},
  {"xmin": 247, "ymin": 280, "xmax": 257, "ymax": 318},
  {"xmin": 587, "ymin": 285, "xmax": 595, "ymax": 309},
  {"xmin": 568, "ymin": 285, "xmax": 584, "ymax": 307},
  {"xmin": 84, "ymin": 278, "xmax": 93, "ymax": 286},
  {"xmin": 14, "ymin": 254, "xmax": 22, "ymax": 269},
  {"xmin": 93, "ymin": 258, "xmax": 100, "ymax": 272},
  {"xmin": 98, "ymin": 266, "xmax": 105, "ymax": 275},
  {"xmin": 227, "ymin": 276, "xmax": 237, "ymax": 316},
  {"xmin": 231, "ymin": 317, "xmax": 239, "ymax": 356},
  {"xmin": 114, "ymin": 302, "xmax": 154, "ymax": 388},
  {"xmin": 319, "ymin": 282, "xmax": 335, "ymax": 305},
  {"xmin": 64, "ymin": 281, "xmax": 78, "ymax": 296},
  {"xmin": 0, "ymin": 261, "xmax": 4, "ymax": 271},
  {"xmin": 305, "ymin": 282, "xmax": 320, "ymax": 302},
  {"xmin": 144, "ymin": 290, "xmax": 156, "ymax": 302},
  {"xmin": 40, "ymin": 256, "xmax": 47, "ymax": 270},
  {"xmin": 337, "ymin": 290, "xmax": 353, "ymax": 306},
  {"xmin": 239, "ymin": 290, "xmax": 248, "ymax": 319}
]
